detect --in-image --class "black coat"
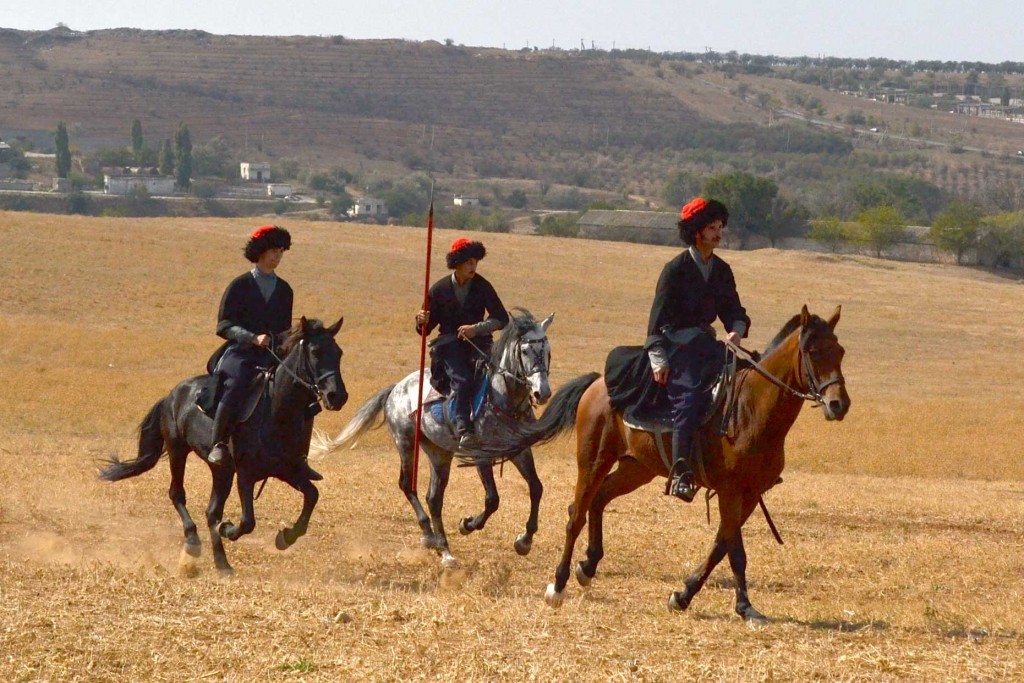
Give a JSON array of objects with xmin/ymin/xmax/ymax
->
[
  {"xmin": 217, "ymin": 272, "xmax": 294, "ymax": 341},
  {"xmin": 417, "ymin": 274, "xmax": 508, "ymax": 337},
  {"xmin": 646, "ymin": 250, "xmax": 749, "ymax": 345}
]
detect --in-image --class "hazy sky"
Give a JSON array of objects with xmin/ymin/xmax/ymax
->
[{"xmin": 4, "ymin": 0, "xmax": 1020, "ymax": 63}]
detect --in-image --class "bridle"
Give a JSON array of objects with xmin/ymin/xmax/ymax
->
[
  {"xmin": 725, "ymin": 332, "xmax": 844, "ymax": 409},
  {"xmin": 467, "ymin": 333, "xmax": 550, "ymax": 409},
  {"xmin": 268, "ymin": 336, "xmax": 339, "ymax": 408}
]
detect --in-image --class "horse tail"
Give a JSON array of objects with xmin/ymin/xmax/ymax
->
[
  {"xmin": 478, "ymin": 372, "xmax": 601, "ymax": 459},
  {"xmin": 99, "ymin": 398, "xmax": 167, "ymax": 482},
  {"xmin": 311, "ymin": 384, "xmax": 395, "ymax": 456}
]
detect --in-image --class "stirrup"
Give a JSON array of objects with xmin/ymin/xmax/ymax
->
[
  {"xmin": 209, "ymin": 442, "xmax": 230, "ymax": 466},
  {"xmin": 668, "ymin": 473, "xmax": 697, "ymax": 502}
]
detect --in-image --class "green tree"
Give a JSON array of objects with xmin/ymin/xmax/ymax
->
[
  {"xmin": 764, "ymin": 196, "xmax": 810, "ymax": 247},
  {"xmin": 130, "ymin": 119, "xmax": 143, "ymax": 162},
  {"xmin": 930, "ymin": 201, "xmax": 983, "ymax": 265},
  {"xmin": 702, "ymin": 171, "xmax": 778, "ymax": 240},
  {"xmin": 158, "ymin": 138, "xmax": 174, "ymax": 176},
  {"xmin": 174, "ymin": 123, "xmax": 192, "ymax": 189},
  {"xmin": 507, "ymin": 189, "xmax": 528, "ymax": 209},
  {"xmin": 856, "ymin": 205, "xmax": 907, "ymax": 258},
  {"xmin": 536, "ymin": 213, "xmax": 579, "ymax": 238},
  {"xmin": 808, "ymin": 217, "xmax": 847, "ymax": 253},
  {"xmin": 661, "ymin": 169, "xmax": 702, "ymax": 208},
  {"xmin": 54, "ymin": 121, "xmax": 71, "ymax": 178}
]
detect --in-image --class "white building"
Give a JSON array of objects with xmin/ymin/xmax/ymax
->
[
  {"xmin": 267, "ymin": 183, "xmax": 293, "ymax": 197},
  {"xmin": 347, "ymin": 197, "xmax": 388, "ymax": 218},
  {"xmin": 454, "ymin": 194, "xmax": 479, "ymax": 207},
  {"xmin": 240, "ymin": 162, "xmax": 271, "ymax": 182},
  {"xmin": 104, "ymin": 175, "xmax": 176, "ymax": 196}
]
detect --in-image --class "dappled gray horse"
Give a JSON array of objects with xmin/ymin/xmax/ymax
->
[{"xmin": 316, "ymin": 309, "xmax": 553, "ymax": 567}]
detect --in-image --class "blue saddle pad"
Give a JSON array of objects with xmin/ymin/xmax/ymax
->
[{"xmin": 425, "ymin": 371, "xmax": 490, "ymax": 430}]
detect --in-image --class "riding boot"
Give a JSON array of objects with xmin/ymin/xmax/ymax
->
[
  {"xmin": 667, "ymin": 431, "xmax": 698, "ymax": 503},
  {"xmin": 208, "ymin": 402, "xmax": 233, "ymax": 466}
]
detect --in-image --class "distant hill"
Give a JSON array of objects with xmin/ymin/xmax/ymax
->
[{"xmin": 3, "ymin": 27, "xmax": 1024, "ymax": 211}]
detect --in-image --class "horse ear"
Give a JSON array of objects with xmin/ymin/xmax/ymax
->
[
  {"xmin": 540, "ymin": 313, "xmax": 555, "ymax": 332},
  {"xmin": 827, "ymin": 305, "xmax": 841, "ymax": 331},
  {"xmin": 328, "ymin": 316, "xmax": 344, "ymax": 337},
  {"xmin": 300, "ymin": 316, "xmax": 309, "ymax": 333},
  {"xmin": 800, "ymin": 304, "xmax": 810, "ymax": 327}
]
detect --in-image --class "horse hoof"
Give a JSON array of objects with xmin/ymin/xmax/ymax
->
[
  {"xmin": 742, "ymin": 607, "xmax": 769, "ymax": 626},
  {"xmin": 218, "ymin": 565, "xmax": 234, "ymax": 578},
  {"xmin": 183, "ymin": 541, "xmax": 202, "ymax": 558},
  {"xmin": 216, "ymin": 520, "xmax": 232, "ymax": 538},
  {"xmin": 458, "ymin": 518, "xmax": 473, "ymax": 536},
  {"xmin": 544, "ymin": 583, "xmax": 564, "ymax": 608},
  {"xmin": 513, "ymin": 534, "xmax": 532, "ymax": 556},
  {"xmin": 275, "ymin": 530, "xmax": 291, "ymax": 551},
  {"xmin": 574, "ymin": 562, "xmax": 592, "ymax": 587},
  {"xmin": 667, "ymin": 591, "xmax": 690, "ymax": 612},
  {"xmin": 440, "ymin": 554, "xmax": 459, "ymax": 569}
]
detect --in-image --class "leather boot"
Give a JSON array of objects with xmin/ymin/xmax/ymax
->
[
  {"xmin": 667, "ymin": 432, "xmax": 697, "ymax": 503},
  {"xmin": 208, "ymin": 402, "xmax": 233, "ymax": 466}
]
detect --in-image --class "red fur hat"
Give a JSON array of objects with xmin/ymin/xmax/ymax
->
[{"xmin": 446, "ymin": 238, "xmax": 486, "ymax": 269}]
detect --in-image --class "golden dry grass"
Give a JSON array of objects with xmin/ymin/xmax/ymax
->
[{"xmin": 1, "ymin": 211, "xmax": 1023, "ymax": 681}]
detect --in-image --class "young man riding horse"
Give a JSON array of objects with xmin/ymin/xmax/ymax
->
[
  {"xmin": 209, "ymin": 225, "xmax": 294, "ymax": 466},
  {"xmin": 415, "ymin": 238, "xmax": 509, "ymax": 447},
  {"xmin": 647, "ymin": 198, "xmax": 750, "ymax": 502}
]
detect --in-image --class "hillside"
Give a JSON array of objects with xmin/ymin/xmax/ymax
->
[{"xmin": 3, "ymin": 27, "xmax": 1024, "ymax": 208}]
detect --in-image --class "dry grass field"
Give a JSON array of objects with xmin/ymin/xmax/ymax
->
[{"xmin": 2, "ymin": 211, "xmax": 1023, "ymax": 681}]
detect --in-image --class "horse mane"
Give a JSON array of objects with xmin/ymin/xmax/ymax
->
[
  {"xmin": 763, "ymin": 313, "xmax": 831, "ymax": 354},
  {"xmin": 491, "ymin": 308, "xmax": 538, "ymax": 366},
  {"xmin": 279, "ymin": 318, "xmax": 326, "ymax": 355}
]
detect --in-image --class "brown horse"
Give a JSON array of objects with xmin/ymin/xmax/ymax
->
[{"xmin": 510, "ymin": 305, "xmax": 850, "ymax": 622}]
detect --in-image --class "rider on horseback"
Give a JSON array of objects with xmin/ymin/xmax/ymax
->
[
  {"xmin": 209, "ymin": 225, "xmax": 293, "ymax": 466},
  {"xmin": 415, "ymin": 238, "xmax": 509, "ymax": 448},
  {"xmin": 647, "ymin": 198, "xmax": 750, "ymax": 502}
]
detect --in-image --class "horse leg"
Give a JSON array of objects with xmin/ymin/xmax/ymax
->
[
  {"xmin": 546, "ymin": 420, "xmax": 621, "ymax": 607},
  {"xmin": 458, "ymin": 462, "xmax": 499, "ymax": 537},
  {"xmin": 668, "ymin": 490, "xmax": 744, "ymax": 613},
  {"xmin": 425, "ymin": 457, "xmax": 457, "ymax": 568},
  {"xmin": 577, "ymin": 456, "xmax": 655, "ymax": 586},
  {"xmin": 205, "ymin": 464, "xmax": 235, "ymax": 576},
  {"xmin": 728, "ymin": 495, "xmax": 767, "ymax": 623},
  {"xmin": 275, "ymin": 477, "xmax": 319, "ymax": 550},
  {"xmin": 396, "ymin": 435, "xmax": 435, "ymax": 549},
  {"xmin": 166, "ymin": 441, "xmax": 201, "ymax": 557},
  {"xmin": 218, "ymin": 470, "xmax": 257, "ymax": 542},
  {"xmin": 509, "ymin": 448, "xmax": 544, "ymax": 556}
]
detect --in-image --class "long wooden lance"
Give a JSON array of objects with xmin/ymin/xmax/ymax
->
[{"xmin": 411, "ymin": 186, "xmax": 435, "ymax": 495}]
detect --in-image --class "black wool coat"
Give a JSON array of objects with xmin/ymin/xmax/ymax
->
[
  {"xmin": 417, "ymin": 274, "xmax": 508, "ymax": 337},
  {"xmin": 217, "ymin": 272, "xmax": 294, "ymax": 341}
]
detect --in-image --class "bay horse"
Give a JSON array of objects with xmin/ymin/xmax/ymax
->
[
  {"xmin": 313, "ymin": 309, "xmax": 553, "ymax": 567},
  {"xmin": 100, "ymin": 317, "xmax": 347, "ymax": 575},
  {"xmin": 504, "ymin": 305, "xmax": 849, "ymax": 622}
]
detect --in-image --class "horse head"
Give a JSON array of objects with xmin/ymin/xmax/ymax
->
[
  {"xmin": 496, "ymin": 309, "xmax": 554, "ymax": 407},
  {"xmin": 797, "ymin": 304, "xmax": 849, "ymax": 421},
  {"xmin": 283, "ymin": 316, "xmax": 349, "ymax": 411}
]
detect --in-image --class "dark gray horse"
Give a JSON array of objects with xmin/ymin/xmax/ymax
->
[
  {"xmin": 314, "ymin": 309, "xmax": 553, "ymax": 567},
  {"xmin": 100, "ymin": 317, "xmax": 347, "ymax": 575}
]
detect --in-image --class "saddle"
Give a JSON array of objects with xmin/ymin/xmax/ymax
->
[{"xmin": 196, "ymin": 368, "xmax": 272, "ymax": 425}]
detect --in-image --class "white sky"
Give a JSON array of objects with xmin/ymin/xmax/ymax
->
[{"xmin": 4, "ymin": 0, "xmax": 1020, "ymax": 63}]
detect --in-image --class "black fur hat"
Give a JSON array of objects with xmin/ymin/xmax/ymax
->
[
  {"xmin": 677, "ymin": 198, "xmax": 729, "ymax": 246},
  {"xmin": 244, "ymin": 225, "xmax": 292, "ymax": 262},
  {"xmin": 446, "ymin": 238, "xmax": 486, "ymax": 269}
]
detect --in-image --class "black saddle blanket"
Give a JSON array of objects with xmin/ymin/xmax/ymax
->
[{"xmin": 605, "ymin": 345, "xmax": 671, "ymax": 423}]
